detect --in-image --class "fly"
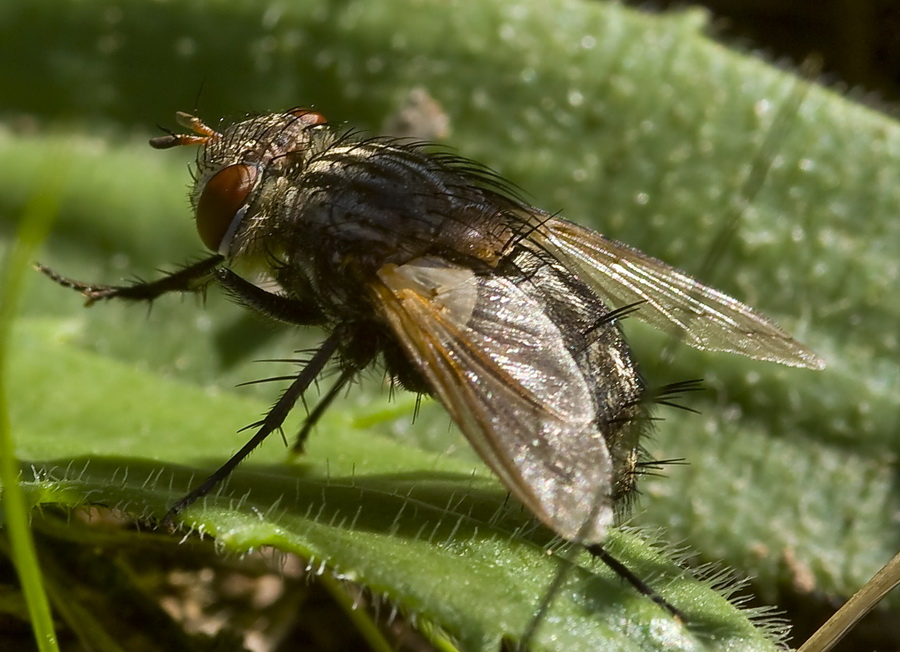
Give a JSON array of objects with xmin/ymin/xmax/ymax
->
[{"xmin": 38, "ymin": 107, "xmax": 824, "ymax": 615}]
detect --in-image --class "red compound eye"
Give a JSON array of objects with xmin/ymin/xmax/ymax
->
[
  {"xmin": 196, "ymin": 163, "xmax": 258, "ymax": 252},
  {"xmin": 287, "ymin": 108, "xmax": 327, "ymax": 126}
]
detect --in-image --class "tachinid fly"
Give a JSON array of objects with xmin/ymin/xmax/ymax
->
[{"xmin": 39, "ymin": 107, "xmax": 824, "ymax": 587}]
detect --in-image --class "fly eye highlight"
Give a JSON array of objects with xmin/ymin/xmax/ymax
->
[{"xmin": 196, "ymin": 163, "xmax": 259, "ymax": 254}]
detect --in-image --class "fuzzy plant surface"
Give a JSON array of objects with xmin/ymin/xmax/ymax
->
[{"xmin": 1, "ymin": 0, "xmax": 898, "ymax": 650}]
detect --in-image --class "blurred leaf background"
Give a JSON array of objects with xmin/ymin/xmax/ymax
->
[{"xmin": 0, "ymin": 0, "xmax": 898, "ymax": 650}]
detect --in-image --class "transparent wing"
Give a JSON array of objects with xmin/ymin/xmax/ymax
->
[
  {"xmin": 372, "ymin": 257, "xmax": 614, "ymax": 544},
  {"xmin": 534, "ymin": 216, "xmax": 824, "ymax": 369}
]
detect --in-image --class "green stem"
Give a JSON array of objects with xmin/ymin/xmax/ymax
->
[{"xmin": 0, "ymin": 169, "xmax": 64, "ymax": 652}]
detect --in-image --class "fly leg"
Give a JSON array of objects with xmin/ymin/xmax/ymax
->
[
  {"xmin": 585, "ymin": 544, "xmax": 682, "ymax": 619},
  {"xmin": 292, "ymin": 366, "xmax": 357, "ymax": 453},
  {"xmin": 36, "ymin": 255, "xmax": 225, "ymax": 305},
  {"xmin": 162, "ymin": 331, "xmax": 342, "ymax": 527},
  {"xmin": 213, "ymin": 267, "xmax": 325, "ymax": 326},
  {"xmin": 519, "ymin": 542, "xmax": 682, "ymax": 649},
  {"xmin": 160, "ymin": 270, "xmax": 339, "ymax": 526},
  {"xmin": 215, "ymin": 268, "xmax": 363, "ymax": 453}
]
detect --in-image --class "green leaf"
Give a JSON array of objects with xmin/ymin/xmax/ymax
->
[
  {"xmin": 2, "ymin": 0, "xmax": 897, "ymax": 648},
  {"xmin": 0, "ymin": 148, "xmax": 63, "ymax": 652},
  {"xmin": 9, "ymin": 318, "xmax": 775, "ymax": 651}
]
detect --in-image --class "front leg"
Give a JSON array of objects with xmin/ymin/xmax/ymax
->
[{"xmin": 37, "ymin": 255, "xmax": 225, "ymax": 306}]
